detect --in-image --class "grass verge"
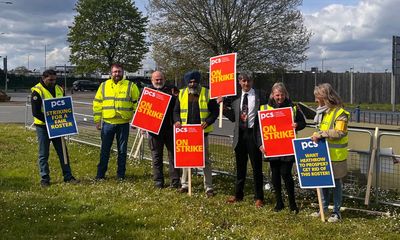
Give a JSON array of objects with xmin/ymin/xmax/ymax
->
[{"xmin": 0, "ymin": 123, "xmax": 399, "ymax": 239}]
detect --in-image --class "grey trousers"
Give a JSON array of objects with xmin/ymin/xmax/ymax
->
[{"xmin": 181, "ymin": 135, "xmax": 213, "ymax": 192}]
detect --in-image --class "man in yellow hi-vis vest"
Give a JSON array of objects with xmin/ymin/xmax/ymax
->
[
  {"xmin": 93, "ymin": 64, "xmax": 140, "ymax": 180},
  {"xmin": 173, "ymin": 71, "xmax": 218, "ymax": 197},
  {"xmin": 31, "ymin": 69, "xmax": 78, "ymax": 187}
]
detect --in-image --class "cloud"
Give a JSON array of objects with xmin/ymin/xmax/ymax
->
[
  {"xmin": 0, "ymin": 0, "xmax": 76, "ymax": 70},
  {"xmin": 47, "ymin": 47, "xmax": 71, "ymax": 67},
  {"xmin": 302, "ymin": 0, "xmax": 399, "ymax": 72}
]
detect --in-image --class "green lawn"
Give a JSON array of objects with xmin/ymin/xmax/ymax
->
[{"xmin": 0, "ymin": 123, "xmax": 399, "ymax": 239}]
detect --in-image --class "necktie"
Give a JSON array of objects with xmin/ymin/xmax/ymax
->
[{"xmin": 240, "ymin": 93, "xmax": 248, "ymax": 129}]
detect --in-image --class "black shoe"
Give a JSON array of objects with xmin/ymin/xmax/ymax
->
[
  {"xmin": 178, "ymin": 187, "xmax": 188, "ymax": 193},
  {"xmin": 170, "ymin": 180, "xmax": 180, "ymax": 189},
  {"xmin": 155, "ymin": 182, "xmax": 164, "ymax": 189},
  {"xmin": 95, "ymin": 176, "xmax": 105, "ymax": 181},
  {"xmin": 65, "ymin": 177, "xmax": 80, "ymax": 184},
  {"xmin": 274, "ymin": 202, "xmax": 284, "ymax": 212},
  {"xmin": 40, "ymin": 180, "xmax": 50, "ymax": 188},
  {"xmin": 290, "ymin": 206, "xmax": 299, "ymax": 214},
  {"xmin": 206, "ymin": 189, "xmax": 215, "ymax": 198},
  {"xmin": 169, "ymin": 184, "xmax": 180, "ymax": 189}
]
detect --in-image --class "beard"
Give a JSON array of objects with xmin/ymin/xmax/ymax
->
[
  {"xmin": 153, "ymin": 82, "xmax": 164, "ymax": 89},
  {"xmin": 188, "ymin": 84, "xmax": 201, "ymax": 94},
  {"xmin": 112, "ymin": 74, "xmax": 123, "ymax": 82}
]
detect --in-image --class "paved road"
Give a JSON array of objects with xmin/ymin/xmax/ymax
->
[
  {"xmin": 4, "ymin": 91, "xmax": 397, "ymax": 134},
  {"xmin": 0, "ymin": 92, "xmax": 235, "ymax": 136}
]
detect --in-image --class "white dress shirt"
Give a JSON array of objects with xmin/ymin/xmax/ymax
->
[{"xmin": 240, "ymin": 88, "xmax": 256, "ymax": 128}]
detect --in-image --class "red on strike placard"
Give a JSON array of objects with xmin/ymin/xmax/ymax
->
[
  {"xmin": 258, "ymin": 107, "xmax": 296, "ymax": 157},
  {"xmin": 209, "ymin": 53, "xmax": 237, "ymax": 99},
  {"xmin": 131, "ymin": 87, "xmax": 171, "ymax": 135},
  {"xmin": 174, "ymin": 124, "xmax": 205, "ymax": 168}
]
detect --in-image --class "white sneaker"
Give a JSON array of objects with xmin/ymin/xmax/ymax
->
[
  {"xmin": 327, "ymin": 213, "xmax": 342, "ymax": 223},
  {"xmin": 310, "ymin": 210, "xmax": 328, "ymax": 218}
]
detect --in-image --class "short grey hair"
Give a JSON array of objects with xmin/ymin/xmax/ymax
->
[{"xmin": 238, "ymin": 72, "xmax": 253, "ymax": 81}]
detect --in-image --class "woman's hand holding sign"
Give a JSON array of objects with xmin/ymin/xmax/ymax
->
[{"xmin": 259, "ymin": 146, "xmax": 266, "ymax": 155}]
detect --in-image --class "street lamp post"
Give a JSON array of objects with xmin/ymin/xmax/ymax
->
[
  {"xmin": 0, "ymin": 2, "xmax": 11, "ymax": 92},
  {"xmin": 44, "ymin": 44, "xmax": 47, "ymax": 70},
  {"xmin": 390, "ymin": 70, "xmax": 396, "ymax": 112},
  {"xmin": 311, "ymin": 71, "xmax": 317, "ymax": 86},
  {"xmin": 350, "ymin": 68, "xmax": 354, "ymax": 104},
  {"xmin": 0, "ymin": 56, "xmax": 8, "ymax": 92},
  {"xmin": 27, "ymin": 54, "xmax": 32, "ymax": 70}
]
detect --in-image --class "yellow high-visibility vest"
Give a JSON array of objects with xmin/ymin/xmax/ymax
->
[
  {"xmin": 260, "ymin": 104, "xmax": 297, "ymax": 118},
  {"xmin": 319, "ymin": 107, "xmax": 350, "ymax": 161},
  {"xmin": 31, "ymin": 83, "xmax": 64, "ymax": 125},
  {"xmin": 93, "ymin": 79, "xmax": 140, "ymax": 124},
  {"xmin": 178, "ymin": 87, "xmax": 213, "ymax": 133}
]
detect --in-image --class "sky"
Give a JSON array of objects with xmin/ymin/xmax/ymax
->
[{"xmin": 0, "ymin": 0, "xmax": 399, "ymax": 73}]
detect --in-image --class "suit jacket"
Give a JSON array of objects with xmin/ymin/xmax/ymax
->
[{"xmin": 223, "ymin": 88, "xmax": 267, "ymax": 149}]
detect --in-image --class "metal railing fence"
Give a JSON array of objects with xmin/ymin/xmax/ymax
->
[{"xmin": 24, "ymin": 98, "xmax": 400, "ymax": 207}]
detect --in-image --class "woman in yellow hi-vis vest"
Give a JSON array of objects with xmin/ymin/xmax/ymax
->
[
  {"xmin": 311, "ymin": 83, "xmax": 349, "ymax": 223},
  {"xmin": 260, "ymin": 82, "xmax": 306, "ymax": 214}
]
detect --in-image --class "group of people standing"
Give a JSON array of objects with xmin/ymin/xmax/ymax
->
[{"xmin": 31, "ymin": 64, "xmax": 349, "ymax": 223}]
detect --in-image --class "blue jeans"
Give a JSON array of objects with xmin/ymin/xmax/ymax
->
[
  {"xmin": 35, "ymin": 125, "xmax": 73, "ymax": 182},
  {"xmin": 322, "ymin": 178, "xmax": 343, "ymax": 213},
  {"xmin": 96, "ymin": 122, "xmax": 129, "ymax": 179}
]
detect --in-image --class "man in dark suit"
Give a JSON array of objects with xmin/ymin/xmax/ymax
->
[{"xmin": 218, "ymin": 73, "xmax": 266, "ymax": 208}]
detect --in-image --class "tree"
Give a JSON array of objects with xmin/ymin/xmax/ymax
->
[
  {"xmin": 68, "ymin": 0, "xmax": 148, "ymax": 74},
  {"xmin": 12, "ymin": 66, "xmax": 29, "ymax": 76},
  {"xmin": 149, "ymin": 0, "xmax": 310, "ymax": 73}
]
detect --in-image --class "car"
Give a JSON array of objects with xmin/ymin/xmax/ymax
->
[{"xmin": 71, "ymin": 80, "xmax": 100, "ymax": 93}]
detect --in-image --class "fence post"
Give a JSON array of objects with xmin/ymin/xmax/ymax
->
[{"xmin": 375, "ymin": 133, "xmax": 382, "ymax": 204}]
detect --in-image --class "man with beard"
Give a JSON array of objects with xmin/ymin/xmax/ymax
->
[
  {"xmin": 173, "ymin": 70, "xmax": 218, "ymax": 197},
  {"xmin": 93, "ymin": 64, "xmax": 140, "ymax": 180},
  {"xmin": 147, "ymin": 71, "xmax": 181, "ymax": 188}
]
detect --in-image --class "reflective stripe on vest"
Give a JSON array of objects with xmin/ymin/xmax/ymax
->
[
  {"xmin": 178, "ymin": 87, "xmax": 213, "ymax": 133},
  {"xmin": 320, "ymin": 107, "xmax": 350, "ymax": 161},
  {"xmin": 96, "ymin": 79, "xmax": 137, "ymax": 123},
  {"xmin": 260, "ymin": 104, "xmax": 297, "ymax": 118},
  {"xmin": 31, "ymin": 83, "xmax": 64, "ymax": 125}
]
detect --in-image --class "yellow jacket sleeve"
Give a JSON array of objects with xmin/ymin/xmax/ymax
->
[
  {"xmin": 93, "ymin": 82, "xmax": 104, "ymax": 123},
  {"xmin": 131, "ymin": 83, "xmax": 140, "ymax": 111}
]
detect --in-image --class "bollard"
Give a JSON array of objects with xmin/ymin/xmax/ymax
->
[{"xmin": 354, "ymin": 106, "xmax": 361, "ymax": 123}]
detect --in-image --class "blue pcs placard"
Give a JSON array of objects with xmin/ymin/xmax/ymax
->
[
  {"xmin": 43, "ymin": 96, "xmax": 78, "ymax": 139},
  {"xmin": 292, "ymin": 137, "xmax": 335, "ymax": 188}
]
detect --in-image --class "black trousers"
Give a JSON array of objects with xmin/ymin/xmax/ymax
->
[
  {"xmin": 270, "ymin": 159, "xmax": 296, "ymax": 208},
  {"xmin": 148, "ymin": 129, "xmax": 180, "ymax": 187},
  {"xmin": 234, "ymin": 128, "xmax": 264, "ymax": 201}
]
